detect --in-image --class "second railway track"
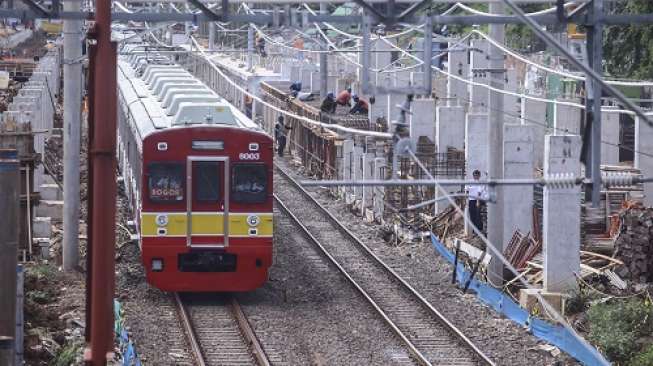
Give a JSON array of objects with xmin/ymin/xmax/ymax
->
[
  {"xmin": 274, "ymin": 162, "xmax": 495, "ymax": 366},
  {"xmin": 174, "ymin": 293, "xmax": 270, "ymax": 366}
]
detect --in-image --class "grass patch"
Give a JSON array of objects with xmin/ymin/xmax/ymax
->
[
  {"xmin": 587, "ymin": 297, "xmax": 653, "ymax": 364},
  {"xmin": 50, "ymin": 341, "xmax": 82, "ymax": 366}
]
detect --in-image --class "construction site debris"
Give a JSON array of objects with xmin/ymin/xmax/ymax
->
[{"xmin": 613, "ymin": 203, "xmax": 653, "ymax": 284}]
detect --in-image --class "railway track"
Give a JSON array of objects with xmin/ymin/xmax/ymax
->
[
  {"xmin": 174, "ymin": 293, "xmax": 271, "ymax": 366},
  {"xmin": 274, "ymin": 162, "xmax": 495, "ymax": 366}
]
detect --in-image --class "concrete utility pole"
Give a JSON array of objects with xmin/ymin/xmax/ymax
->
[
  {"xmin": 319, "ymin": 3, "xmax": 328, "ymax": 99},
  {"xmin": 62, "ymin": 0, "xmax": 83, "ymax": 271},
  {"xmin": 0, "ymin": 149, "xmax": 19, "ymax": 366},
  {"xmin": 487, "ymin": 1, "xmax": 506, "ymax": 285}
]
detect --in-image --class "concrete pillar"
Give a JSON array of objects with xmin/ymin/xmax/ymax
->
[
  {"xmin": 342, "ymin": 139, "xmax": 354, "ymax": 199},
  {"xmin": 373, "ymin": 157, "xmax": 386, "ymax": 221},
  {"xmin": 465, "ymin": 113, "xmax": 489, "ymax": 179},
  {"xmin": 301, "ymin": 67, "xmax": 313, "ymax": 92},
  {"xmin": 409, "ymin": 98, "xmax": 436, "ymax": 146},
  {"xmin": 504, "ymin": 69, "xmax": 519, "ymax": 124},
  {"xmin": 635, "ymin": 117, "xmax": 653, "ymax": 206},
  {"xmin": 353, "ymin": 144, "xmax": 364, "ymax": 200},
  {"xmin": 469, "ymin": 40, "xmax": 490, "ymax": 113},
  {"xmin": 543, "ymin": 134, "xmax": 582, "ymax": 293},
  {"xmin": 601, "ymin": 110, "xmax": 620, "ymax": 165},
  {"xmin": 395, "ymin": 71, "xmax": 411, "ymax": 88},
  {"xmin": 327, "ymin": 75, "xmax": 337, "ymax": 93},
  {"xmin": 447, "ymin": 41, "xmax": 469, "ymax": 108},
  {"xmin": 436, "ymin": 106, "xmax": 465, "ymax": 152},
  {"xmin": 502, "ymin": 125, "xmax": 534, "ymax": 245},
  {"xmin": 554, "ymin": 100, "xmax": 582, "ymax": 135},
  {"xmin": 362, "ymin": 151, "xmax": 375, "ymax": 212},
  {"xmin": 522, "ymin": 98, "xmax": 548, "ymax": 168}
]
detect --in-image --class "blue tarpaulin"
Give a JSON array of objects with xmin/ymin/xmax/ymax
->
[{"xmin": 429, "ymin": 234, "xmax": 610, "ymax": 366}]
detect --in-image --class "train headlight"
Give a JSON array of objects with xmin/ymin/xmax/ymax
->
[
  {"xmin": 152, "ymin": 258, "xmax": 164, "ymax": 272},
  {"xmin": 247, "ymin": 215, "xmax": 260, "ymax": 227},
  {"xmin": 156, "ymin": 214, "xmax": 169, "ymax": 226}
]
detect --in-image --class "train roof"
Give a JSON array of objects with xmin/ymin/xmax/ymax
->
[{"xmin": 117, "ymin": 48, "xmax": 262, "ymax": 141}]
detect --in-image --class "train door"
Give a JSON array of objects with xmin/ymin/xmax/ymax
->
[{"xmin": 186, "ymin": 156, "xmax": 229, "ymax": 248}]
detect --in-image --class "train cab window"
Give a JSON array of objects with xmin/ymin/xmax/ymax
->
[
  {"xmin": 148, "ymin": 163, "xmax": 184, "ymax": 202},
  {"xmin": 232, "ymin": 164, "xmax": 267, "ymax": 203},
  {"xmin": 195, "ymin": 161, "xmax": 221, "ymax": 202}
]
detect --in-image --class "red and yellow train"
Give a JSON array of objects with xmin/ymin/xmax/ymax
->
[{"xmin": 117, "ymin": 46, "xmax": 273, "ymax": 292}]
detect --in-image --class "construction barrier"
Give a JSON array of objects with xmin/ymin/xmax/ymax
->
[
  {"xmin": 429, "ymin": 234, "xmax": 610, "ymax": 366},
  {"xmin": 114, "ymin": 299, "xmax": 142, "ymax": 366}
]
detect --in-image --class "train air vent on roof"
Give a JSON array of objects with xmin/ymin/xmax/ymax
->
[
  {"xmin": 166, "ymin": 95, "xmax": 221, "ymax": 116},
  {"xmin": 161, "ymin": 88, "xmax": 213, "ymax": 109},
  {"xmin": 172, "ymin": 102, "xmax": 236, "ymax": 126},
  {"xmin": 153, "ymin": 79, "xmax": 200, "ymax": 98},
  {"xmin": 157, "ymin": 82, "xmax": 203, "ymax": 102},
  {"xmin": 144, "ymin": 68, "xmax": 187, "ymax": 84}
]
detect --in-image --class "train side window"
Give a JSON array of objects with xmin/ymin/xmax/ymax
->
[
  {"xmin": 148, "ymin": 163, "xmax": 184, "ymax": 202},
  {"xmin": 195, "ymin": 161, "xmax": 221, "ymax": 202},
  {"xmin": 232, "ymin": 164, "xmax": 267, "ymax": 203}
]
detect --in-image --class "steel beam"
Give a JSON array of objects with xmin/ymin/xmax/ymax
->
[
  {"xmin": 585, "ymin": 0, "xmax": 603, "ymax": 208},
  {"xmin": 3, "ymin": 9, "xmax": 653, "ymax": 25}
]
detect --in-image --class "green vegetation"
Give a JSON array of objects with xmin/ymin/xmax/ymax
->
[
  {"xmin": 631, "ymin": 344, "xmax": 653, "ymax": 366},
  {"xmin": 604, "ymin": 0, "xmax": 653, "ymax": 80},
  {"xmin": 50, "ymin": 341, "xmax": 82, "ymax": 366},
  {"xmin": 587, "ymin": 297, "xmax": 653, "ymax": 364}
]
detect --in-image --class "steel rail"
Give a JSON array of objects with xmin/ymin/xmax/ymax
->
[
  {"xmin": 273, "ymin": 195, "xmax": 431, "ymax": 366},
  {"xmin": 173, "ymin": 293, "xmax": 206, "ymax": 366},
  {"xmin": 274, "ymin": 162, "xmax": 495, "ymax": 366},
  {"xmin": 174, "ymin": 293, "xmax": 270, "ymax": 366}
]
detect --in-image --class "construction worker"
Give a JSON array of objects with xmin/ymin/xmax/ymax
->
[
  {"xmin": 293, "ymin": 36, "xmax": 304, "ymax": 60},
  {"xmin": 349, "ymin": 94, "xmax": 369, "ymax": 115},
  {"xmin": 256, "ymin": 33, "xmax": 266, "ymax": 57},
  {"xmin": 336, "ymin": 87, "xmax": 352, "ymax": 108},
  {"xmin": 320, "ymin": 92, "xmax": 337, "ymax": 114},
  {"xmin": 289, "ymin": 82, "xmax": 302, "ymax": 97},
  {"xmin": 466, "ymin": 170, "xmax": 489, "ymax": 233},
  {"xmin": 275, "ymin": 116, "xmax": 291, "ymax": 157},
  {"xmin": 244, "ymin": 89, "xmax": 253, "ymax": 118}
]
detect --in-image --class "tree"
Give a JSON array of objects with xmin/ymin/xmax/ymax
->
[{"xmin": 603, "ymin": 0, "xmax": 653, "ymax": 79}]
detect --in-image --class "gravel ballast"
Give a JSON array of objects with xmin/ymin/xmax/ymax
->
[{"xmin": 276, "ymin": 158, "xmax": 579, "ymax": 365}]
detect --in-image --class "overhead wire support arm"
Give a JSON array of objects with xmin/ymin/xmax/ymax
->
[
  {"xmin": 187, "ymin": 0, "xmax": 223, "ymax": 21},
  {"xmin": 19, "ymin": 0, "xmax": 50, "ymax": 18},
  {"xmin": 398, "ymin": 0, "xmax": 433, "ymax": 22},
  {"xmin": 498, "ymin": 0, "xmax": 653, "ymax": 128}
]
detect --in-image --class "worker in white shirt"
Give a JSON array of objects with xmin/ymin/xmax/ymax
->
[{"xmin": 466, "ymin": 169, "xmax": 489, "ymax": 232}]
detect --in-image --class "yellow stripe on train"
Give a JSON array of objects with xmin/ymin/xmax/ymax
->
[{"xmin": 140, "ymin": 212, "xmax": 273, "ymax": 237}]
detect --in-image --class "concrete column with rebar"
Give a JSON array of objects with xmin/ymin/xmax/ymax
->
[
  {"xmin": 502, "ymin": 124, "xmax": 534, "ymax": 245},
  {"xmin": 543, "ymin": 134, "xmax": 581, "ymax": 293}
]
